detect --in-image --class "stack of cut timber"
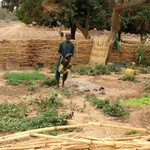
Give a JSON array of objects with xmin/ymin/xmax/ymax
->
[{"xmin": 0, "ymin": 121, "xmax": 150, "ymax": 150}]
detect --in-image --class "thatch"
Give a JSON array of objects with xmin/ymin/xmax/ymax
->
[
  {"xmin": 0, "ymin": 121, "xmax": 150, "ymax": 150},
  {"xmin": 89, "ymin": 35, "xmax": 113, "ymax": 66}
]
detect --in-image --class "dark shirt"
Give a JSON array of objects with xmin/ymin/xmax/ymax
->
[{"xmin": 58, "ymin": 41, "xmax": 74, "ymax": 61}]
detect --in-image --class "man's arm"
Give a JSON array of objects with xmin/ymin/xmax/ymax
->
[
  {"xmin": 58, "ymin": 43, "xmax": 63, "ymax": 59},
  {"xmin": 65, "ymin": 44, "xmax": 74, "ymax": 58}
]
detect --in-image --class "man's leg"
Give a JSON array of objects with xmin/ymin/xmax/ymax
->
[
  {"xmin": 62, "ymin": 72, "xmax": 68, "ymax": 87},
  {"xmin": 55, "ymin": 61, "xmax": 61, "ymax": 87}
]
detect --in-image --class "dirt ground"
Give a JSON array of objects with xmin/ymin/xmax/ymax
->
[
  {"xmin": 0, "ymin": 22, "xmax": 150, "ymax": 138},
  {"xmin": 0, "ymin": 67, "xmax": 150, "ymax": 138}
]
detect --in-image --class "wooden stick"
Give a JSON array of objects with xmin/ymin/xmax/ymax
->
[
  {"xmin": 90, "ymin": 122, "xmax": 150, "ymax": 134},
  {"xmin": 0, "ymin": 123, "xmax": 92, "ymax": 143}
]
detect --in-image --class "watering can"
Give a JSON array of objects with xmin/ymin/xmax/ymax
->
[
  {"xmin": 58, "ymin": 59, "xmax": 72, "ymax": 74},
  {"xmin": 125, "ymin": 68, "xmax": 135, "ymax": 77}
]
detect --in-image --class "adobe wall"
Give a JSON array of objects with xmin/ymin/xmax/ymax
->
[
  {"xmin": 0, "ymin": 39, "xmax": 93, "ymax": 69},
  {"xmin": 0, "ymin": 39, "xmax": 149, "ymax": 70}
]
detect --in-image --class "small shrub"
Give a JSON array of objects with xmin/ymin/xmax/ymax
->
[
  {"xmin": 49, "ymin": 65, "xmax": 56, "ymax": 73},
  {"xmin": 106, "ymin": 64, "xmax": 121, "ymax": 72},
  {"xmin": 145, "ymin": 83, "xmax": 150, "ymax": 92},
  {"xmin": 0, "ymin": 102, "xmax": 27, "ymax": 121},
  {"xmin": 59, "ymin": 88, "xmax": 72, "ymax": 97},
  {"xmin": 36, "ymin": 94, "xmax": 63, "ymax": 112},
  {"xmin": 135, "ymin": 44, "xmax": 148, "ymax": 65},
  {"xmin": 87, "ymin": 94, "xmax": 109, "ymax": 108},
  {"xmin": 102, "ymin": 100, "xmax": 128, "ymax": 117},
  {"xmin": 139, "ymin": 67, "xmax": 149, "ymax": 74},
  {"xmin": 42, "ymin": 78, "xmax": 57, "ymax": 87},
  {"xmin": 119, "ymin": 75, "xmax": 137, "ymax": 82},
  {"xmin": 86, "ymin": 95, "xmax": 128, "ymax": 118},
  {"xmin": 77, "ymin": 66, "xmax": 92, "ymax": 75},
  {"xmin": 6, "ymin": 79, "xmax": 22, "ymax": 86}
]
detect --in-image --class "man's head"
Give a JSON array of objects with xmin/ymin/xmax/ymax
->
[{"xmin": 65, "ymin": 33, "xmax": 72, "ymax": 41}]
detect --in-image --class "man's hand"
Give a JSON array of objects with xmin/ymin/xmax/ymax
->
[{"xmin": 65, "ymin": 53, "xmax": 72, "ymax": 58}]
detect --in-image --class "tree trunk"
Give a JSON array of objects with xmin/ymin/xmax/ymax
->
[
  {"xmin": 105, "ymin": 8, "xmax": 121, "ymax": 64},
  {"xmin": 71, "ymin": 24, "xmax": 77, "ymax": 39}
]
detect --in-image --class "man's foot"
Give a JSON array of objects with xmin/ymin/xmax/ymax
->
[
  {"xmin": 62, "ymin": 82, "xmax": 65, "ymax": 87},
  {"xmin": 55, "ymin": 83, "xmax": 59, "ymax": 88}
]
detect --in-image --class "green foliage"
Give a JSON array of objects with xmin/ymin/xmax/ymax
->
[
  {"xmin": 36, "ymin": 94, "xmax": 63, "ymax": 112},
  {"xmin": 102, "ymin": 100, "xmax": 128, "ymax": 117},
  {"xmin": 87, "ymin": 95, "xmax": 128, "ymax": 118},
  {"xmin": 145, "ymin": 82, "xmax": 150, "ymax": 92},
  {"xmin": 49, "ymin": 65, "xmax": 56, "ymax": 74},
  {"xmin": 6, "ymin": 79, "xmax": 22, "ymax": 86},
  {"xmin": 124, "ymin": 95, "xmax": 150, "ymax": 106},
  {"xmin": 135, "ymin": 44, "xmax": 148, "ymax": 65},
  {"xmin": 0, "ymin": 102, "xmax": 28, "ymax": 121},
  {"xmin": 42, "ymin": 78, "xmax": 57, "ymax": 87},
  {"xmin": 4, "ymin": 72, "xmax": 44, "ymax": 80},
  {"xmin": 76, "ymin": 64, "xmax": 121, "ymax": 76},
  {"xmin": 139, "ymin": 67, "xmax": 149, "ymax": 74},
  {"xmin": 145, "ymin": 59, "xmax": 150, "ymax": 67},
  {"xmin": 125, "ymin": 130, "xmax": 138, "ymax": 135},
  {"xmin": 0, "ymin": 94, "xmax": 68, "ymax": 132},
  {"xmin": 119, "ymin": 75, "xmax": 137, "ymax": 82},
  {"xmin": 59, "ymin": 88, "xmax": 72, "ymax": 97}
]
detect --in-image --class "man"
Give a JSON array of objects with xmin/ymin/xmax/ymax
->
[{"xmin": 55, "ymin": 33, "xmax": 74, "ymax": 87}]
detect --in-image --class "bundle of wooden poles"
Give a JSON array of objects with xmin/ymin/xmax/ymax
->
[{"xmin": 0, "ymin": 121, "xmax": 150, "ymax": 150}]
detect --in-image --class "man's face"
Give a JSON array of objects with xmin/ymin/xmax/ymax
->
[{"xmin": 66, "ymin": 34, "xmax": 71, "ymax": 41}]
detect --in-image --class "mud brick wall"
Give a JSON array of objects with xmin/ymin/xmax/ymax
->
[
  {"xmin": 0, "ymin": 39, "xmax": 93, "ymax": 69},
  {"xmin": 109, "ymin": 43, "xmax": 150, "ymax": 63},
  {"xmin": 0, "ymin": 39, "xmax": 149, "ymax": 69}
]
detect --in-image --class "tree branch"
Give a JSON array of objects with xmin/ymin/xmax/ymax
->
[
  {"xmin": 71, "ymin": 17, "xmax": 84, "ymax": 32},
  {"xmin": 116, "ymin": 0, "xmax": 148, "ymax": 10}
]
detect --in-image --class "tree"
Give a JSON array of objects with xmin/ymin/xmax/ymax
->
[
  {"xmin": 43, "ymin": 0, "xmax": 111, "ymax": 39},
  {"xmin": 1, "ymin": 0, "xmax": 19, "ymax": 11},
  {"xmin": 119, "ymin": 5, "xmax": 150, "ymax": 43},
  {"xmin": 106, "ymin": 0, "xmax": 149, "ymax": 64}
]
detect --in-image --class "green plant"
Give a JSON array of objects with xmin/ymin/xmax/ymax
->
[
  {"xmin": 87, "ymin": 94, "xmax": 109, "ymax": 109},
  {"xmin": 145, "ymin": 82, "xmax": 150, "ymax": 92},
  {"xmin": 34, "ymin": 64, "xmax": 40, "ymax": 71},
  {"xmin": 102, "ymin": 100, "xmax": 128, "ymax": 117},
  {"xmin": 124, "ymin": 95, "xmax": 150, "ymax": 106},
  {"xmin": 77, "ymin": 65, "xmax": 92, "ymax": 75},
  {"xmin": 0, "ymin": 95, "xmax": 68, "ymax": 133},
  {"xmin": 86, "ymin": 95, "xmax": 128, "ymax": 118},
  {"xmin": 6, "ymin": 79, "xmax": 22, "ymax": 86},
  {"xmin": 135, "ymin": 44, "xmax": 148, "ymax": 65},
  {"xmin": 0, "ymin": 102, "xmax": 28, "ymax": 121},
  {"xmin": 119, "ymin": 75, "xmax": 137, "ymax": 82},
  {"xmin": 36, "ymin": 94, "xmax": 63, "ymax": 112},
  {"xmin": 59, "ymin": 88, "xmax": 72, "ymax": 97},
  {"xmin": 139, "ymin": 67, "xmax": 149, "ymax": 74},
  {"xmin": 4, "ymin": 72, "xmax": 45, "ymax": 80},
  {"xmin": 49, "ymin": 65, "xmax": 56, "ymax": 73},
  {"xmin": 42, "ymin": 78, "xmax": 57, "ymax": 87},
  {"xmin": 106, "ymin": 64, "xmax": 121, "ymax": 72},
  {"xmin": 125, "ymin": 130, "xmax": 138, "ymax": 135}
]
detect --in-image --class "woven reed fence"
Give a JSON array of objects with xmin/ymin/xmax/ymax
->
[
  {"xmin": 0, "ymin": 121, "xmax": 150, "ymax": 150},
  {"xmin": 89, "ymin": 36, "xmax": 150, "ymax": 66},
  {"xmin": 0, "ymin": 39, "xmax": 93, "ymax": 69},
  {"xmin": 89, "ymin": 36, "xmax": 112, "ymax": 66}
]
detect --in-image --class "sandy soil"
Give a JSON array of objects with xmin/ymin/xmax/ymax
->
[
  {"xmin": 0, "ymin": 67, "xmax": 149, "ymax": 138},
  {"xmin": 0, "ymin": 22, "xmax": 150, "ymax": 138}
]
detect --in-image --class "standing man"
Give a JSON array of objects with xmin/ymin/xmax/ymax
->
[{"xmin": 55, "ymin": 33, "xmax": 74, "ymax": 87}]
